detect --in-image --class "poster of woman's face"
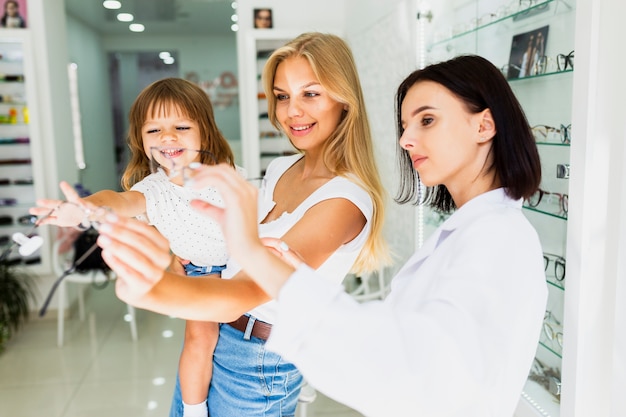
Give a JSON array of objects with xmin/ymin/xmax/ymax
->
[
  {"xmin": 254, "ymin": 8, "xmax": 272, "ymax": 29},
  {"xmin": 506, "ymin": 25, "xmax": 550, "ymax": 79},
  {"xmin": 1, "ymin": 0, "xmax": 27, "ymax": 28}
]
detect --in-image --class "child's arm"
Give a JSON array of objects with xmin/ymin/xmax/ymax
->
[{"xmin": 84, "ymin": 189, "xmax": 146, "ymax": 218}]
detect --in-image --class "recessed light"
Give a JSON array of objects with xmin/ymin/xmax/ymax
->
[
  {"xmin": 163, "ymin": 57, "xmax": 175, "ymax": 65},
  {"xmin": 231, "ymin": 2, "xmax": 237, "ymax": 9},
  {"xmin": 158, "ymin": 51, "xmax": 171, "ymax": 59},
  {"xmin": 117, "ymin": 12, "xmax": 134, "ymax": 22},
  {"xmin": 231, "ymin": 14, "xmax": 238, "ymax": 22},
  {"xmin": 129, "ymin": 23, "xmax": 145, "ymax": 32},
  {"xmin": 102, "ymin": 0, "xmax": 121, "ymax": 10},
  {"xmin": 231, "ymin": 23, "xmax": 239, "ymax": 32}
]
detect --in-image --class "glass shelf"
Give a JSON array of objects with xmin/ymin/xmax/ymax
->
[
  {"xmin": 522, "ymin": 205, "xmax": 567, "ymax": 220},
  {"xmin": 539, "ymin": 340, "xmax": 562, "ymax": 359},
  {"xmin": 547, "ymin": 278, "xmax": 565, "ymax": 291},
  {"xmin": 508, "ymin": 68, "xmax": 573, "ymax": 82},
  {"xmin": 429, "ymin": 0, "xmax": 555, "ymax": 48},
  {"xmin": 535, "ymin": 141, "xmax": 570, "ymax": 147}
]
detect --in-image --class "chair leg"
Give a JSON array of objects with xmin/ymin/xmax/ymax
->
[
  {"xmin": 126, "ymin": 304, "xmax": 138, "ymax": 341},
  {"xmin": 77, "ymin": 282, "xmax": 86, "ymax": 322},
  {"xmin": 57, "ymin": 280, "xmax": 66, "ymax": 347}
]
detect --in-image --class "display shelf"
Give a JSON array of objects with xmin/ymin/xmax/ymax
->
[
  {"xmin": 237, "ymin": 29, "xmax": 304, "ymax": 178},
  {"xmin": 522, "ymin": 206, "xmax": 567, "ymax": 220},
  {"xmin": 421, "ymin": 1, "xmax": 575, "ymax": 415},
  {"xmin": 430, "ymin": 0, "xmax": 555, "ymax": 47},
  {"xmin": 0, "ymin": 34, "xmax": 44, "ymax": 269}
]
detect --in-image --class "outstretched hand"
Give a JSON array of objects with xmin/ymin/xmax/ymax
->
[
  {"xmin": 186, "ymin": 163, "xmax": 297, "ymax": 297},
  {"xmin": 187, "ymin": 163, "xmax": 264, "ymax": 265},
  {"xmin": 29, "ymin": 181, "xmax": 95, "ymax": 228},
  {"xmin": 97, "ymin": 215, "xmax": 173, "ymax": 307}
]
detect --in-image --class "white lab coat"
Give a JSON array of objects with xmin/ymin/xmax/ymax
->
[{"xmin": 266, "ymin": 188, "xmax": 548, "ymax": 417}]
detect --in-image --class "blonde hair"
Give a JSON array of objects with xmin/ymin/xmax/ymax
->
[
  {"xmin": 262, "ymin": 32, "xmax": 390, "ymax": 273},
  {"xmin": 121, "ymin": 77, "xmax": 234, "ymax": 191}
]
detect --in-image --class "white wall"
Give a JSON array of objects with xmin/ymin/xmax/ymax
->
[
  {"xmin": 66, "ymin": 15, "xmax": 118, "ymax": 193},
  {"xmin": 344, "ymin": 0, "xmax": 420, "ymax": 271}
]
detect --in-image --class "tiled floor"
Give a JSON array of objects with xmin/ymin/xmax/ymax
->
[{"xmin": 0, "ymin": 284, "xmax": 363, "ymax": 417}]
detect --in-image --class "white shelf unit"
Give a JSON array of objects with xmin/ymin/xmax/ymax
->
[
  {"xmin": 237, "ymin": 29, "xmax": 304, "ymax": 178},
  {"xmin": 0, "ymin": 30, "xmax": 51, "ymax": 275}
]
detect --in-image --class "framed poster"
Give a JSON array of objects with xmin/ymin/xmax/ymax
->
[
  {"xmin": 0, "ymin": 0, "xmax": 27, "ymax": 28},
  {"xmin": 505, "ymin": 25, "xmax": 549, "ymax": 79},
  {"xmin": 253, "ymin": 8, "xmax": 272, "ymax": 29}
]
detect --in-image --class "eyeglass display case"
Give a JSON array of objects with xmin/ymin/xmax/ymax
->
[
  {"xmin": 0, "ymin": 30, "xmax": 50, "ymax": 273},
  {"xmin": 420, "ymin": 0, "xmax": 575, "ymax": 415}
]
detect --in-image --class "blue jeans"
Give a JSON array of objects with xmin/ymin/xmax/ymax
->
[{"xmin": 169, "ymin": 320, "xmax": 303, "ymax": 417}]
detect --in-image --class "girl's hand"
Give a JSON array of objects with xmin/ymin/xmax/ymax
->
[
  {"xmin": 29, "ymin": 181, "xmax": 95, "ymax": 227},
  {"xmin": 97, "ymin": 215, "xmax": 173, "ymax": 306}
]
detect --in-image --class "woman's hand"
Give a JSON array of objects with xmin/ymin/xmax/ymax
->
[
  {"xmin": 97, "ymin": 215, "xmax": 173, "ymax": 306},
  {"xmin": 187, "ymin": 163, "xmax": 296, "ymax": 297},
  {"xmin": 188, "ymin": 163, "xmax": 264, "ymax": 265}
]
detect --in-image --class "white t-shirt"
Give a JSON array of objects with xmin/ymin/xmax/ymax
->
[
  {"xmin": 131, "ymin": 168, "xmax": 245, "ymax": 267},
  {"xmin": 222, "ymin": 154, "xmax": 373, "ymax": 324}
]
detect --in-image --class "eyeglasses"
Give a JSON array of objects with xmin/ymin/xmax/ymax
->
[
  {"xmin": 526, "ymin": 189, "xmax": 568, "ymax": 215},
  {"xmin": 149, "ymin": 146, "xmax": 266, "ymax": 189},
  {"xmin": 543, "ymin": 252, "xmax": 566, "ymax": 282},
  {"xmin": 531, "ymin": 124, "xmax": 571, "ymax": 144},
  {"xmin": 557, "ymin": 50, "xmax": 574, "ymax": 71},
  {"xmin": 38, "ymin": 203, "xmax": 113, "ymax": 317},
  {"xmin": 149, "ymin": 147, "xmax": 217, "ymax": 186},
  {"xmin": 529, "ymin": 357, "xmax": 561, "ymax": 397},
  {"xmin": 542, "ymin": 310, "xmax": 563, "ymax": 349}
]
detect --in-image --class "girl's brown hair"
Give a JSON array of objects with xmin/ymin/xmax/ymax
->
[{"xmin": 121, "ymin": 78, "xmax": 234, "ymax": 191}]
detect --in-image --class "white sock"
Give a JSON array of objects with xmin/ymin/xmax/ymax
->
[{"xmin": 182, "ymin": 400, "xmax": 208, "ymax": 417}]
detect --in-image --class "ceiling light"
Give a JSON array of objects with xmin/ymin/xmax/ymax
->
[
  {"xmin": 163, "ymin": 57, "xmax": 175, "ymax": 65},
  {"xmin": 159, "ymin": 52, "xmax": 171, "ymax": 59},
  {"xmin": 231, "ymin": 2, "xmax": 237, "ymax": 9},
  {"xmin": 102, "ymin": 0, "xmax": 121, "ymax": 9},
  {"xmin": 231, "ymin": 14, "xmax": 238, "ymax": 22},
  {"xmin": 231, "ymin": 23, "xmax": 239, "ymax": 32},
  {"xmin": 117, "ymin": 12, "xmax": 134, "ymax": 22},
  {"xmin": 129, "ymin": 23, "xmax": 145, "ymax": 32}
]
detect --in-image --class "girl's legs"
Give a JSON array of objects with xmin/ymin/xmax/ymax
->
[{"xmin": 177, "ymin": 320, "xmax": 219, "ymax": 417}]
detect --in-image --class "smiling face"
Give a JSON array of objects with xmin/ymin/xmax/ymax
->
[
  {"xmin": 399, "ymin": 81, "xmax": 495, "ymax": 203},
  {"xmin": 141, "ymin": 103, "xmax": 203, "ymax": 177},
  {"xmin": 273, "ymin": 56, "xmax": 346, "ymax": 154}
]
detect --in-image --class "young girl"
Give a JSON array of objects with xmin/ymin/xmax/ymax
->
[{"xmin": 32, "ymin": 77, "xmax": 237, "ymax": 417}]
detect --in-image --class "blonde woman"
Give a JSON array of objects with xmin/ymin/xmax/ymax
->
[{"xmin": 97, "ymin": 32, "xmax": 388, "ymax": 417}]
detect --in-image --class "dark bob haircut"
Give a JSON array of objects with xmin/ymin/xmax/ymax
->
[{"xmin": 394, "ymin": 55, "xmax": 541, "ymax": 212}]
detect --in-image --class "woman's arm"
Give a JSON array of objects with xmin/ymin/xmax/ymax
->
[{"xmin": 99, "ymin": 163, "xmax": 366, "ymax": 320}]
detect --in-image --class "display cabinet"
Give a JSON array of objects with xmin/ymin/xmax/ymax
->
[
  {"xmin": 0, "ymin": 30, "xmax": 50, "ymax": 275},
  {"xmin": 421, "ymin": 1, "xmax": 575, "ymax": 415}
]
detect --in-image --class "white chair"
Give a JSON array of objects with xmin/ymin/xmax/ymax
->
[
  {"xmin": 52, "ymin": 236, "xmax": 138, "ymax": 347},
  {"xmin": 297, "ymin": 381, "xmax": 318, "ymax": 417}
]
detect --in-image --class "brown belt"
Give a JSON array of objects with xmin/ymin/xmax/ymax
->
[{"xmin": 226, "ymin": 315, "xmax": 272, "ymax": 341}]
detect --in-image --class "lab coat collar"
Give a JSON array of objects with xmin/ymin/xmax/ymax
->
[{"xmin": 401, "ymin": 188, "xmax": 522, "ymax": 271}]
